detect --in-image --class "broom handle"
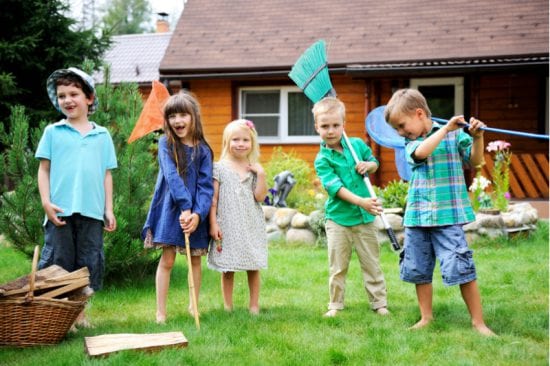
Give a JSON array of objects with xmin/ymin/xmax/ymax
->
[
  {"xmin": 431, "ymin": 117, "xmax": 549, "ymax": 140},
  {"xmin": 342, "ymin": 132, "xmax": 401, "ymax": 252},
  {"xmin": 184, "ymin": 233, "xmax": 200, "ymax": 330}
]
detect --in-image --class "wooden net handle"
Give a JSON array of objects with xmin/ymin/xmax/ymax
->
[{"xmin": 25, "ymin": 245, "xmax": 40, "ymax": 302}]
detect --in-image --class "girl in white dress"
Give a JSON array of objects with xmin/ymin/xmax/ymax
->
[{"xmin": 208, "ymin": 119, "xmax": 268, "ymax": 314}]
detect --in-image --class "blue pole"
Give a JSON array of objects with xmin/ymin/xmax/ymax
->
[{"xmin": 431, "ymin": 117, "xmax": 549, "ymax": 141}]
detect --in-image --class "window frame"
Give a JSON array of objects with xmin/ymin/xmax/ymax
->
[
  {"xmin": 238, "ymin": 85, "xmax": 321, "ymax": 144},
  {"xmin": 410, "ymin": 77, "xmax": 465, "ymax": 116}
]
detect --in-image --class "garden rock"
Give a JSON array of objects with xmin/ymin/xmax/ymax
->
[
  {"xmin": 501, "ymin": 203, "xmax": 538, "ymax": 228},
  {"xmin": 262, "ymin": 206, "xmax": 277, "ymax": 221},
  {"xmin": 472, "ymin": 213, "xmax": 505, "ymax": 228},
  {"xmin": 291, "ymin": 213, "xmax": 310, "ymax": 229},
  {"xmin": 286, "ymin": 228, "xmax": 316, "ymax": 245},
  {"xmin": 373, "ymin": 213, "xmax": 403, "ymax": 231},
  {"xmin": 267, "ymin": 230, "xmax": 285, "ymax": 243},
  {"xmin": 274, "ymin": 208, "xmax": 298, "ymax": 228},
  {"xmin": 265, "ymin": 223, "xmax": 279, "ymax": 234}
]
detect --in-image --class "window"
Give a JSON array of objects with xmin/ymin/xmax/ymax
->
[
  {"xmin": 545, "ymin": 77, "xmax": 549, "ymax": 135},
  {"xmin": 410, "ymin": 77, "xmax": 464, "ymax": 119},
  {"xmin": 239, "ymin": 86, "xmax": 320, "ymax": 144}
]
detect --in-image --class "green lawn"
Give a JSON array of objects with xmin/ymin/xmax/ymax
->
[{"xmin": 0, "ymin": 222, "xmax": 548, "ymax": 366}]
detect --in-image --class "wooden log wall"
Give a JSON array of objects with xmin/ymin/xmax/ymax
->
[{"xmin": 141, "ymin": 71, "xmax": 548, "ymax": 198}]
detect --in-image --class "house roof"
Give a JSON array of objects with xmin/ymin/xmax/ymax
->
[
  {"xmin": 95, "ymin": 32, "xmax": 172, "ymax": 84},
  {"xmin": 160, "ymin": 0, "xmax": 548, "ymax": 77}
]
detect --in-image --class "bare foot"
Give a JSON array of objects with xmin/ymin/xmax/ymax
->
[
  {"xmin": 74, "ymin": 315, "xmax": 94, "ymax": 329},
  {"xmin": 249, "ymin": 307, "xmax": 260, "ymax": 315},
  {"xmin": 408, "ymin": 318, "xmax": 433, "ymax": 330},
  {"xmin": 156, "ymin": 313, "xmax": 166, "ymax": 324},
  {"xmin": 375, "ymin": 307, "xmax": 390, "ymax": 316},
  {"xmin": 323, "ymin": 309, "xmax": 339, "ymax": 317},
  {"xmin": 224, "ymin": 304, "xmax": 233, "ymax": 312},
  {"xmin": 474, "ymin": 323, "xmax": 497, "ymax": 336}
]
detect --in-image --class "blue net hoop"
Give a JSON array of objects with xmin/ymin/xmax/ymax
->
[{"xmin": 365, "ymin": 106, "xmax": 412, "ymax": 181}]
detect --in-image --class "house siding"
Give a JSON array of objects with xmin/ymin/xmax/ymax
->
[{"xmin": 167, "ymin": 71, "xmax": 547, "ymax": 195}]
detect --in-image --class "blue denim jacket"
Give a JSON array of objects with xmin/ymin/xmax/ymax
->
[{"xmin": 142, "ymin": 136, "xmax": 213, "ymax": 248}]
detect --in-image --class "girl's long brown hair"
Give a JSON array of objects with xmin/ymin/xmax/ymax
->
[{"xmin": 163, "ymin": 91, "xmax": 213, "ymax": 178}]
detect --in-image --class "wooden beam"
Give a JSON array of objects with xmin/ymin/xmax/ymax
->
[{"xmin": 85, "ymin": 332, "xmax": 188, "ymax": 357}]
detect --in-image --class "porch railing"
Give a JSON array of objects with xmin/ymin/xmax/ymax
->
[{"xmin": 481, "ymin": 152, "xmax": 549, "ymax": 199}]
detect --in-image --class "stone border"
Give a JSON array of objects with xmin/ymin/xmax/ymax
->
[{"xmin": 263, "ymin": 202, "xmax": 540, "ymax": 246}]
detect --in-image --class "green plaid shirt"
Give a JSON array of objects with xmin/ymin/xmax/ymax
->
[
  {"xmin": 403, "ymin": 122, "xmax": 475, "ymax": 227},
  {"xmin": 314, "ymin": 137, "xmax": 379, "ymax": 226}
]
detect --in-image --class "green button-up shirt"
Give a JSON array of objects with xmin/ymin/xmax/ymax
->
[{"xmin": 314, "ymin": 137, "xmax": 379, "ymax": 226}]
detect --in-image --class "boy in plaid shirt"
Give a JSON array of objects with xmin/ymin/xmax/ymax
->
[{"xmin": 385, "ymin": 88, "xmax": 495, "ymax": 336}]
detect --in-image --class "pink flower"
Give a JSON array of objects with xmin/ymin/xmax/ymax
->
[
  {"xmin": 486, "ymin": 140, "xmax": 511, "ymax": 152},
  {"xmin": 504, "ymin": 192, "xmax": 511, "ymax": 199},
  {"xmin": 243, "ymin": 119, "xmax": 255, "ymax": 130}
]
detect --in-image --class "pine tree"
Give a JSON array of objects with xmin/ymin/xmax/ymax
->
[
  {"xmin": 0, "ymin": 68, "xmax": 161, "ymax": 281},
  {"xmin": 0, "ymin": 106, "xmax": 43, "ymax": 257},
  {"xmin": 93, "ymin": 77, "xmax": 161, "ymax": 281}
]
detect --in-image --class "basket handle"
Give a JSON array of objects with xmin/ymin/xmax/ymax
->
[{"xmin": 25, "ymin": 245, "xmax": 40, "ymax": 303}]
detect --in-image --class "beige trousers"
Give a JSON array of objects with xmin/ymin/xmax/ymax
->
[{"xmin": 325, "ymin": 220, "xmax": 387, "ymax": 310}]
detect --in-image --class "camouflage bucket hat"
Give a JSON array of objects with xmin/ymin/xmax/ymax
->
[{"xmin": 46, "ymin": 67, "xmax": 98, "ymax": 115}]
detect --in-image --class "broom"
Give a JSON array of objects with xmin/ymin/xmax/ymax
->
[{"xmin": 289, "ymin": 40, "xmax": 401, "ymax": 252}]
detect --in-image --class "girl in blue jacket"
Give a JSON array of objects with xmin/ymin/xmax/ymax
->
[{"xmin": 142, "ymin": 91, "xmax": 213, "ymax": 323}]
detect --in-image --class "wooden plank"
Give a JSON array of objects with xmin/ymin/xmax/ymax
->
[
  {"xmin": 507, "ymin": 169, "xmax": 525, "ymax": 199},
  {"xmin": 45, "ymin": 267, "xmax": 90, "ymax": 283},
  {"xmin": 482, "ymin": 153, "xmax": 528, "ymax": 199},
  {"xmin": 534, "ymin": 153, "xmax": 549, "ymax": 179},
  {"xmin": 0, "ymin": 265, "xmax": 68, "ymax": 296},
  {"xmin": 38, "ymin": 277, "xmax": 90, "ymax": 299},
  {"xmin": 520, "ymin": 154, "xmax": 549, "ymax": 198},
  {"xmin": 85, "ymin": 332, "xmax": 188, "ymax": 357},
  {"xmin": 510, "ymin": 155, "xmax": 539, "ymax": 198},
  {"xmin": 0, "ymin": 267, "xmax": 89, "ymax": 298}
]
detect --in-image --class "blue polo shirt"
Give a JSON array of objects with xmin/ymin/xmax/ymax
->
[{"xmin": 35, "ymin": 120, "xmax": 117, "ymax": 221}]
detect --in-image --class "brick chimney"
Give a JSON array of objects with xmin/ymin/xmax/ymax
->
[{"xmin": 156, "ymin": 12, "xmax": 170, "ymax": 33}]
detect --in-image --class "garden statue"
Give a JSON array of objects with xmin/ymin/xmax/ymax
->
[{"xmin": 272, "ymin": 170, "xmax": 296, "ymax": 207}]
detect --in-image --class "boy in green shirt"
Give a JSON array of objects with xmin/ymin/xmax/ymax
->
[{"xmin": 313, "ymin": 97, "xmax": 389, "ymax": 317}]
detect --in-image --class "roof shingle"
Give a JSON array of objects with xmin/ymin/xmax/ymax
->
[
  {"xmin": 160, "ymin": 0, "xmax": 548, "ymax": 73},
  {"xmin": 96, "ymin": 32, "xmax": 172, "ymax": 84}
]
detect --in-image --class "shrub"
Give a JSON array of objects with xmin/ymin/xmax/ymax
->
[
  {"xmin": 374, "ymin": 179, "xmax": 409, "ymax": 210},
  {"xmin": 264, "ymin": 147, "xmax": 323, "ymax": 214},
  {"xmin": 308, "ymin": 209, "xmax": 327, "ymax": 247}
]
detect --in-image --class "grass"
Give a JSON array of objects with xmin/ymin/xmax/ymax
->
[{"xmin": 0, "ymin": 222, "xmax": 548, "ymax": 366}]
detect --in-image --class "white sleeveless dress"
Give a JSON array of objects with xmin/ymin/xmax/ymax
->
[{"xmin": 207, "ymin": 162, "xmax": 268, "ymax": 272}]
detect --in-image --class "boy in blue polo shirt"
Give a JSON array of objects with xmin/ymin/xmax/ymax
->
[
  {"xmin": 35, "ymin": 67, "xmax": 117, "ymax": 326},
  {"xmin": 313, "ymin": 97, "xmax": 389, "ymax": 318},
  {"xmin": 385, "ymin": 88, "xmax": 495, "ymax": 336}
]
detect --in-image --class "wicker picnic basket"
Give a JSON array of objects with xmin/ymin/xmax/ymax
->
[{"xmin": 0, "ymin": 246, "xmax": 87, "ymax": 347}]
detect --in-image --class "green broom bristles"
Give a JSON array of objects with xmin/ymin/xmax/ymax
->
[{"xmin": 288, "ymin": 40, "xmax": 334, "ymax": 103}]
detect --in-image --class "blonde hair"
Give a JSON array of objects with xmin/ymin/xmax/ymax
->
[
  {"xmin": 312, "ymin": 96, "xmax": 346, "ymax": 123},
  {"xmin": 220, "ymin": 119, "xmax": 260, "ymax": 163},
  {"xmin": 384, "ymin": 88, "xmax": 431, "ymax": 124}
]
